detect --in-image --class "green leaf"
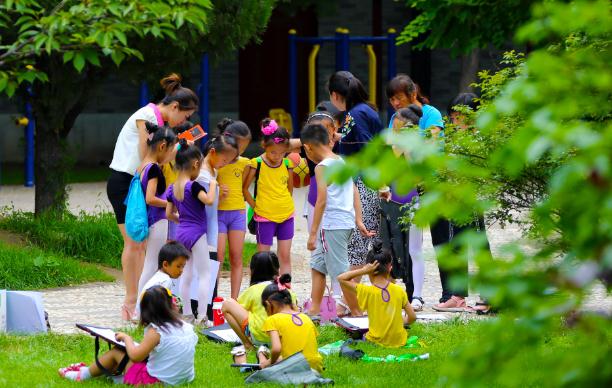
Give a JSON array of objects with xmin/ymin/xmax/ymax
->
[
  {"xmin": 0, "ymin": 74, "xmax": 8, "ymax": 92},
  {"xmin": 114, "ymin": 30, "xmax": 127, "ymax": 46},
  {"xmin": 73, "ymin": 52, "xmax": 85, "ymax": 72},
  {"xmin": 110, "ymin": 50, "xmax": 125, "ymax": 66},
  {"xmin": 63, "ymin": 51, "xmax": 74, "ymax": 63}
]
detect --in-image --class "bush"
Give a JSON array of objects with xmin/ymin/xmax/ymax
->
[
  {"xmin": 0, "ymin": 209, "xmax": 123, "ymax": 269},
  {"xmin": 0, "ymin": 241, "xmax": 112, "ymax": 289}
]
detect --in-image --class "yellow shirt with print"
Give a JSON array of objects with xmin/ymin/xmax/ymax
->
[
  {"xmin": 237, "ymin": 281, "xmax": 297, "ymax": 344},
  {"xmin": 262, "ymin": 312, "xmax": 323, "ymax": 372},
  {"xmin": 356, "ymin": 282, "xmax": 408, "ymax": 348},
  {"xmin": 249, "ymin": 157, "xmax": 295, "ymax": 223},
  {"xmin": 218, "ymin": 156, "xmax": 250, "ymax": 211}
]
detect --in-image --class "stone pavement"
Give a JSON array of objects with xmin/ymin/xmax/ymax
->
[{"xmin": 1, "ymin": 183, "xmax": 610, "ymax": 333}]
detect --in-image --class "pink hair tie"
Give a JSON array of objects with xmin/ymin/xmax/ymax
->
[
  {"xmin": 276, "ymin": 277, "xmax": 291, "ymax": 291},
  {"xmin": 261, "ymin": 120, "xmax": 278, "ymax": 135},
  {"xmin": 273, "ymin": 137, "xmax": 285, "ymax": 144},
  {"xmin": 147, "ymin": 132, "xmax": 154, "ymax": 141}
]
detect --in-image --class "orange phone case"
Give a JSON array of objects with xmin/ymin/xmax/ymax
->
[{"xmin": 178, "ymin": 124, "xmax": 207, "ymax": 141}]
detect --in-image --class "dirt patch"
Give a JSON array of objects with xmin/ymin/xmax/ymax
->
[{"xmin": 0, "ymin": 229, "xmax": 26, "ymax": 246}]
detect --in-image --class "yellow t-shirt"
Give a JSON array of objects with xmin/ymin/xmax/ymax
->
[
  {"xmin": 237, "ymin": 281, "xmax": 297, "ymax": 343},
  {"xmin": 161, "ymin": 162, "xmax": 179, "ymax": 185},
  {"xmin": 218, "ymin": 157, "xmax": 250, "ymax": 211},
  {"xmin": 263, "ymin": 312, "xmax": 323, "ymax": 372},
  {"xmin": 249, "ymin": 157, "xmax": 295, "ymax": 223},
  {"xmin": 356, "ymin": 282, "xmax": 408, "ymax": 348}
]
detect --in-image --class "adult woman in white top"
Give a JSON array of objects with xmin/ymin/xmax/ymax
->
[{"xmin": 107, "ymin": 73, "xmax": 198, "ymax": 320}]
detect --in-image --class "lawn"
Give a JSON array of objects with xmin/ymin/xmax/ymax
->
[
  {"xmin": 0, "ymin": 319, "xmax": 599, "ymax": 387},
  {"xmin": 0, "ymin": 240, "xmax": 112, "ymax": 289}
]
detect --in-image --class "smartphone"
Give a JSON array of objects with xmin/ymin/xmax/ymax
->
[{"xmin": 178, "ymin": 124, "xmax": 206, "ymax": 142}]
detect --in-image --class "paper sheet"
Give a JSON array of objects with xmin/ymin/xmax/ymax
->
[
  {"xmin": 341, "ymin": 317, "xmax": 370, "ymax": 330},
  {"xmin": 210, "ymin": 328, "xmax": 241, "ymax": 343},
  {"xmin": 416, "ymin": 313, "xmax": 450, "ymax": 321}
]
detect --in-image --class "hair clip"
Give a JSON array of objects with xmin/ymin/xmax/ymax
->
[
  {"xmin": 273, "ymin": 137, "xmax": 285, "ymax": 144},
  {"xmin": 164, "ymin": 287, "xmax": 172, "ymax": 297},
  {"xmin": 176, "ymin": 143, "xmax": 182, "ymax": 151},
  {"xmin": 261, "ymin": 120, "xmax": 278, "ymax": 135},
  {"xmin": 147, "ymin": 132, "xmax": 154, "ymax": 141}
]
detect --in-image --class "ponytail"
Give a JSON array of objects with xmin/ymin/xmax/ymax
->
[
  {"xmin": 145, "ymin": 121, "xmax": 178, "ymax": 149},
  {"xmin": 216, "ymin": 117, "xmax": 251, "ymax": 140},
  {"xmin": 327, "ymin": 71, "xmax": 374, "ymax": 111},
  {"xmin": 159, "ymin": 73, "xmax": 199, "ymax": 111},
  {"xmin": 174, "ymin": 139, "xmax": 202, "ymax": 170},
  {"xmin": 261, "ymin": 273, "xmax": 293, "ymax": 307},
  {"xmin": 366, "ymin": 238, "xmax": 392, "ymax": 275},
  {"xmin": 202, "ymin": 134, "xmax": 238, "ymax": 157},
  {"xmin": 260, "ymin": 118, "xmax": 290, "ymax": 147}
]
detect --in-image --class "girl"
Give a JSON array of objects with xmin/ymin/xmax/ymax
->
[
  {"xmin": 243, "ymin": 119, "xmax": 295, "ymax": 275},
  {"xmin": 165, "ymin": 141, "xmax": 216, "ymax": 325},
  {"xmin": 107, "ymin": 73, "xmax": 197, "ymax": 320},
  {"xmin": 260, "ymin": 275, "xmax": 322, "ymax": 372},
  {"xmin": 338, "ymin": 239, "xmax": 417, "ymax": 348},
  {"xmin": 137, "ymin": 122, "xmax": 178, "ymax": 296},
  {"xmin": 328, "ymin": 71, "xmax": 382, "ymax": 274},
  {"xmin": 379, "ymin": 104, "xmax": 427, "ymax": 311},
  {"xmin": 58, "ymin": 286, "xmax": 198, "ymax": 385},
  {"xmin": 216, "ymin": 118, "xmax": 252, "ymax": 299},
  {"xmin": 222, "ymin": 252, "xmax": 297, "ymax": 356}
]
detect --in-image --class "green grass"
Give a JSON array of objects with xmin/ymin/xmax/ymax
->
[
  {"xmin": 221, "ymin": 241, "xmax": 258, "ymax": 271},
  {"xmin": 0, "ymin": 210, "xmax": 123, "ymax": 269},
  {"xmin": 0, "ymin": 164, "xmax": 110, "ymax": 186},
  {"xmin": 0, "ymin": 241, "xmax": 112, "ymax": 289},
  {"xmin": 0, "ymin": 320, "xmax": 600, "ymax": 387}
]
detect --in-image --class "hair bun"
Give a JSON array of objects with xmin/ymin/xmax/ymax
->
[
  {"xmin": 160, "ymin": 73, "xmax": 182, "ymax": 94},
  {"xmin": 278, "ymin": 273, "xmax": 292, "ymax": 285},
  {"xmin": 145, "ymin": 121, "xmax": 160, "ymax": 134},
  {"xmin": 407, "ymin": 104, "xmax": 423, "ymax": 118},
  {"xmin": 217, "ymin": 118, "xmax": 234, "ymax": 133}
]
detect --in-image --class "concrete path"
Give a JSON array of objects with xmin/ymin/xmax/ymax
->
[{"xmin": 1, "ymin": 183, "xmax": 609, "ymax": 333}]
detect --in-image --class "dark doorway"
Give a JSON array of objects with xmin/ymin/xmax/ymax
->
[{"xmin": 238, "ymin": 7, "xmax": 318, "ymax": 134}]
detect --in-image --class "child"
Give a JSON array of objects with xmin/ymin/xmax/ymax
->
[
  {"xmin": 58, "ymin": 286, "xmax": 198, "ymax": 385},
  {"xmin": 137, "ymin": 122, "xmax": 178, "ymax": 295},
  {"xmin": 259, "ymin": 275, "xmax": 323, "ymax": 372},
  {"xmin": 165, "ymin": 140, "xmax": 216, "ymax": 325},
  {"xmin": 243, "ymin": 119, "xmax": 295, "ymax": 275},
  {"xmin": 338, "ymin": 239, "xmax": 417, "ymax": 348},
  {"xmin": 300, "ymin": 123, "xmax": 373, "ymax": 317},
  {"xmin": 222, "ymin": 252, "xmax": 297, "ymax": 355},
  {"xmin": 139, "ymin": 241, "xmax": 190, "ymax": 306},
  {"xmin": 379, "ymin": 104, "xmax": 427, "ymax": 311},
  {"xmin": 216, "ymin": 118, "xmax": 252, "ymax": 299}
]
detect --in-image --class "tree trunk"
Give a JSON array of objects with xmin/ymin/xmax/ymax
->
[
  {"xmin": 459, "ymin": 48, "xmax": 480, "ymax": 93},
  {"xmin": 33, "ymin": 120, "xmax": 69, "ymax": 214}
]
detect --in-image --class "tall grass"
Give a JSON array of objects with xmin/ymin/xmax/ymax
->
[
  {"xmin": 0, "ymin": 209, "xmax": 123, "ymax": 268},
  {"xmin": 0, "ymin": 241, "xmax": 112, "ymax": 289}
]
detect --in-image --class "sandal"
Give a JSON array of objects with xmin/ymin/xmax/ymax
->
[
  {"xmin": 231, "ymin": 345, "xmax": 247, "ymax": 363},
  {"xmin": 58, "ymin": 362, "xmax": 87, "ymax": 380},
  {"xmin": 336, "ymin": 300, "xmax": 352, "ymax": 318},
  {"xmin": 121, "ymin": 304, "xmax": 137, "ymax": 322},
  {"xmin": 465, "ymin": 302, "xmax": 493, "ymax": 315}
]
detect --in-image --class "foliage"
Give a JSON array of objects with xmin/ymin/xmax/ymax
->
[
  {"xmin": 0, "ymin": 209, "xmax": 123, "ymax": 268},
  {"xmin": 330, "ymin": 0, "xmax": 611, "ymax": 385},
  {"xmin": 0, "ymin": 240, "xmax": 112, "ymax": 289},
  {"xmin": 397, "ymin": 0, "xmax": 535, "ymax": 54},
  {"xmin": 221, "ymin": 241, "xmax": 258, "ymax": 271},
  {"xmin": 2, "ymin": 320, "xmax": 609, "ymax": 386}
]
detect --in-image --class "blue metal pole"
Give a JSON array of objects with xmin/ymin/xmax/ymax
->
[
  {"xmin": 139, "ymin": 82, "xmax": 149, "ymax": 107},
  {"xmin": 288, "ymin": 29, "xmax": 298, "ymax": 136},
  {"xmin": 24, "ymin": 90, "xmax": 35, "ymax": 187},
  {"xmin": 335, "ymin": 28, "xmax": 350, "ymax": 71},
  {"xmin": 199, "ymin": 53, "xmax": 210, "ymax": 148},
  {"xmin": 387, "ymin": 28, "xmax": 398, "ymax": 119}
]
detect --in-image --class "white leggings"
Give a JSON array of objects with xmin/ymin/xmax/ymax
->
[
  {"xmin": 137, "ymin": 219, "xmax": 168, "ymax": 296},
  {"xmin": 180, "ymin": 234, "xmax": 210, "ymax": 317},
  {"xmin": 409, "ymin": 223, "xmax": 425, "ymax": 298}
]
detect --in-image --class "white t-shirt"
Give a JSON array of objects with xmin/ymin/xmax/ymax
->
[
  {"xmin": 109, "ymin": 105, "xmax": 158, "ymax": 174},
  {"xmin": 318, "ymin": 157, "xmax": 355, "ymax": 230},
  {"xmin": 141, "ymin": 270, "xmax": 177, "ymax": 296},
  {"xmin": 147, "ymin": 322, "xmax": 198, "ymax": 385}
]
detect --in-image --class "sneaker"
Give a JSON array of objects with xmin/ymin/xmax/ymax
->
[
  {"xmin": 432, "ymin": 296, "xmax": 466, "ymax": 312},
  {"xmin": 182, "ymin": 314, "xmax": 196, "ymax": 324},
  {"xmin": 411, "ymin": 297, "xmax": 424, "ymax": 312},
  {"xmin": 195, "ymin": 317, "xmax": 214, "ymax": 328}
]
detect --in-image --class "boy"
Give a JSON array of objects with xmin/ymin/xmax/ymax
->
[{"xmin": 300, "ymin": 123, "xmax": 372, "ymax": 317}]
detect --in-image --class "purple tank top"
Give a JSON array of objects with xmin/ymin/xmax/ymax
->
[
  {"xmin": 166, "ymin": 181, "xmax": 207, "ymax": 250},
  {"xmin": 307, "ymin": 177, "xmax": 318, "ymax": 206},
  {"xmin": 140, "ymin": 163, "xmax": 167, "ymax": 227}
]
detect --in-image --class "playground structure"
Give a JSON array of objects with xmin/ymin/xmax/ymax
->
[{"xmin": 288, "ymin": 27, "xmax": 398, "ymax": 136}]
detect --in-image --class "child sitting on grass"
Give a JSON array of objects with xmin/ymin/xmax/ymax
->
[
  {"xmin": 338, "ymin": 239, "xmax": 417, "ymax": 348},
  {"xmin": 259, "ymin": 275, "xmax": 323, "ymax": 372},
  {"xmin": 222, "ymin": 252, "xmax": 296, "ymax": 362},
  {"xmin": 58, "ymin": 286, "xmax": 198, "ymax": 385}
]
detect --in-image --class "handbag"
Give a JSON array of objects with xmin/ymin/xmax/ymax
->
[{"xmin": 302, "ymin": 285, "xmax": 337, "ymax": 323}]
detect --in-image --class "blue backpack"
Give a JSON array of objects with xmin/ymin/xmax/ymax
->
[{"xmin": 124, "ymin": 172, "xmax": 149, "ymax": 242}]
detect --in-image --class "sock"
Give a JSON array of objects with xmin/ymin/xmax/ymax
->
[{"xmin": 64, "ymin": 366, "xmax": 91, "ymax": 381}]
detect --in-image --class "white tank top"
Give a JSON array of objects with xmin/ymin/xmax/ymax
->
[
  {"xmin": 109, "ymin": 105, "xmax": 157, "ymax": 174},
  {"xmin": 147, "ymin": 321, "xmax": 198, "ymax": 385}
]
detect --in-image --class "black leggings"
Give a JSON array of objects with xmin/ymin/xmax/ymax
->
[{"xmin": 431, "ymin": 215, "xmax": 491, "ymax": 301}]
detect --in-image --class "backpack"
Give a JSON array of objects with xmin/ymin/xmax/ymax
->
[
  {"xmin": 247, "ymin": 157, "xmax": 290, "ymax": 235},
  {"xmin": 124, "ymin": 171, "xmax": 149, "ymax": 242}
]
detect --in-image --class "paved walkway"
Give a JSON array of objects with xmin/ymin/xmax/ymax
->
[{"xmin": 1, "ymin": 183, "xmax": 610, "ymax": 333}]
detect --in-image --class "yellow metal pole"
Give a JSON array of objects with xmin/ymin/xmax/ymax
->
[
  {"xmin": 308, "ymin": 44, "xmax": 321, "ymax": 113},
  {"xmin": 365, "ymin": 44, "xmax": 377, "ymax": 106}
]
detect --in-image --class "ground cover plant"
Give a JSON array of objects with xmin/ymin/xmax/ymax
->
[
  {"xmin": 2, "ymin": 320, "xmax": 609, "ymax": 387},
  {"xmin": 0, "ymin": 240, "xmax": 112, "ymax": 289}
]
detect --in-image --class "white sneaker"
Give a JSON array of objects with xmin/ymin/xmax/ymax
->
[{"xmin": 411, "ymin": 297, "xmax": 424, "ymax": 312}]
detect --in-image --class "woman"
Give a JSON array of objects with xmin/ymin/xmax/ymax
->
[
  {"xmin": 107, "ymin": 73, "xmax": 198, "ymax": 320},
  {"xmin": 328, "ymin": 71, "xmax": 382, "ymax": 273}
]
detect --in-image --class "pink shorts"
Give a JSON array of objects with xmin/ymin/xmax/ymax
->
[{"xmin": 123, "ymin": 362, "xmax": 160, "ymax": 385}]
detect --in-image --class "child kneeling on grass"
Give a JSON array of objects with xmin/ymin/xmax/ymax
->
[
  {"xmin": 222, "ymin": 252, "xmax": 297, "ymax": 363},
  {"xmin": 58, "ymin": 286, "xmax": 198, "ymax": 385},
  {"xmin": 259, "ymin": 275, "xmax": 323, "ymax": 372},
  {"xmin": 338, "ymin": 239, "xmax": 417, "ymax": 348}
]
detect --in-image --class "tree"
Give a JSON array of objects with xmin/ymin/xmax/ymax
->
[
  {"xmin": 0, "ymin": 0, "xmax": 275, "ymax": 214},
  {"xmin": 398, "ymin": 0, "xmax": 536, "ymax": 91},
  {"xmin": 331, "ymin": 0, "xmax": 611, "ymax": 384}
]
